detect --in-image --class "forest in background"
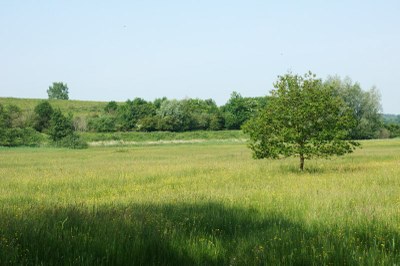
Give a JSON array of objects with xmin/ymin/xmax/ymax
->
[{"xmin": 1, "ymin": 76, "xmax": 400, "ymax": 147}]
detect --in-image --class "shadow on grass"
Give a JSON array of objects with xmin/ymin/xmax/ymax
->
[
  {"xmin": 280, "ymin": 160, "xmax": 371, "ymax": 175},
  {"xmin": 1, "ymin": 202, "xmax": 399, "ymax": 265}
]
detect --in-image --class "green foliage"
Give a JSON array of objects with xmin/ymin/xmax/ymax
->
[
  {"xmin": 153, "ymin": 97, "xmax": 168, "ymax": 109},
  {"xmin": 383, "ymin": 114, "xmax": 400, "ymax": 125},
  {"xmin": 116, "ymin": 98, "xmax": 156, "ymax": 131},
  {"xmin": 155, "ymin": 98, "xmax": 225, "ymax": 132},
  {"xmin": 0, "ymin": 103, "xmax": 10, "ymax": 129},
  {"xmin": 325, "ymin": 76, "xmax": 383, "ymax": 139},
  {"xmin": 0, "ymin": 127, "xmax": 43, "ymax": 147},
  {"xmin": 209, "ymin": 113, "xmax": 225, "ymax": 130},
  {"xmin": 0, "ymin": 84, "xmax": 388, "ymax": 137},
  {"xmin": 383, "ymin": 123, "xmax": 400, "ymax": 138},
  {"xmin": 33, "ymin": 101, "xmax": 54, "ymax": 132},
  {"xmin": 87, "ymin": 116, "xmax": 116, "ymax": 132},
  {"xmin": 1, "ymin": 104, "xmax": 24, "ymax": 128},
  {"xmin": 56, "ymin": 133, "xmax": 88, "ymax": 149},
  {"xmin": 0, "ymin": 103, "xmax": 43, "ymax": 146},
  {"xmin": 222, "ymin": 92, "xmax": 266, "ymax": 129},
  {"xmin": 47, "ymin": 109, "xmax": 88, "ymax": 148},
  {"xmin": 180, "ymin": 98, "xmax": 224, "ymax": 131},
  {"xmin": 104, "ymin": 101, "xmax": 118, "ymax": 114},
  {"xmin": 244, "ymin": 72, "xmax": 359, "ymax": 170},
  {"xmin": 48, "ymin": 109, "xmax": 74, "ymax": 141},
  {"xmin": 47, "ymin": 82, "xmax": 69, "ymax": 100},
  {"xmin": 136, "ymin": 116, "xmax": 159, "ymax": 132},
  {"xmin": 156, "ymin": 99, "xmax": 188, "ymax": 131}
]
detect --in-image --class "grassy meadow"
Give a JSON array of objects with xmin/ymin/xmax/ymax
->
[{"xmin": 0, "ymin": 139, "xmax": 400, "ymax": 265}]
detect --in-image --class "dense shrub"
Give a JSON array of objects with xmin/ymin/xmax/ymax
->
[
  {"xmin": 48, "ymin": 109, "xmax": 74, "ymax": 141},
  {"xmin": 47, "ymin": 109, "xmax": 88, "ymax": 148},
  {"xmin": 116, "ymin": 98, "xmax": 156, "ymax": 131},
  {"xmin": 104, "ymin": 101, "xmax": 118, "ymax": 114},
  {"xmin": 0, "ymin": 127, "xmax": 43, "ymax": 147},
  {"xmin": 87, "ymin": 116, "xmax": 116, "ymax": 132},
  {"xmin": 33, "ymin": 101, "xmax": 54, "ymax": 132},
  {"xmin": 209, "ymin": 114, "xmax": 225, "ymax": 130},
  {"xmin": 136, "ymin": 116, "xmax": 159, "ymax": 132},
  {"xmin": 56, "ymin": 133, "xmax": 88, "ymax": 149},
  {"xmin": 0, "ymin": 103, "xmax": 44, "ymax": 146}
]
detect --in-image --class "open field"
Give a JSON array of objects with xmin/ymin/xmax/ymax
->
[{"xmin": 0, "ymin": 139, "xmax": 400, "ymax": 264}]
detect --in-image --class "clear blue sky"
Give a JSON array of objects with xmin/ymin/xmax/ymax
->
[{"xmin": 1, "ymin": 1, "xmax": 399, "ymax": 113}]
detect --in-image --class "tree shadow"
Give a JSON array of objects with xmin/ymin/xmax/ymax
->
[
  {"xmin": 280, "ymin": 160, "xmax": 371, "ymax": 175},
  {"xmin": 1, "ymin": 202, "xmax": 399, "ymax": 265}
]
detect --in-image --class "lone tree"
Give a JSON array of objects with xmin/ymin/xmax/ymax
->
[
  {"xmin": 243, "ymin": 72, "xmax": 359, "ymax": 171},
  {"xmin": 47, "ymin": 82, "xmax": 69, "ymax": 100}
]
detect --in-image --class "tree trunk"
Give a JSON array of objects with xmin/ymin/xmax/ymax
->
[{"xmin": 299, "ymin": 154, "xmax": 305, "ymax": 171}]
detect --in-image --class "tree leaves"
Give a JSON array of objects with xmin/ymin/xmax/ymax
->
[{"xmin": 243, "ymin": 72, "xmax": 360, "ymax": 170}]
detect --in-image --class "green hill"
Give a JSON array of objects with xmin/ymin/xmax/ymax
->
[{"xmin": 0, "ymin": 97, "xmax": 114, "ymax": 118}]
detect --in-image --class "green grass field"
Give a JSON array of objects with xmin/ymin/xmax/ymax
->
[{"xmin": 1, "ymin": 139, "xmax": 400, "ymax": 265}]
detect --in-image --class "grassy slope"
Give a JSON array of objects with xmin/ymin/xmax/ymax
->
[
  {"xmin": 0, "ymin": 139, "xmax": 400, "ymax": 264},
  {"xmin": 0, "ymin": 97, "xmax": 111, "ymax": 117}
]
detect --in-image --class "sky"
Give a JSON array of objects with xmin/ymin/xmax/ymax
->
[{"xmin": 1, "ymin": 1, "xmax": 399, "ymax": 113}]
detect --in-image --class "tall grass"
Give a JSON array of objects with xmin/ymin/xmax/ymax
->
[
  {"xmin": 0, "ymin": 140, "xmax": 399, "ymax": 264},
  {"xmin": 80, "ymin": 130, "xmax": 246, "ymax": 144}
]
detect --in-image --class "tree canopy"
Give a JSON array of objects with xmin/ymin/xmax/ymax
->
[
  {"xmin": 325, "ymin": 76, "xmax": 382, "ymax": 139},
  {"xmin": 243, "ymin": 72, "xmax": 359, "ymax": 171},
  {"xmin": 47, "ymin": 82, "xmax": 69, "ymax": 100}
]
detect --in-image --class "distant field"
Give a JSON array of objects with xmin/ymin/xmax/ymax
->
[
  {"xmin": 0, "ymin": 139, "xmax": 400, "ymax": 264},
  {"xmin": 81, "ymin": 130, "xmax": 246, "ymax": 145},
  {"xmin": 0, "ymin": 97, "xmax": 112, "ymax": 117}
]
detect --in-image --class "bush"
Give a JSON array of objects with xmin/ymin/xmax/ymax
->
[
  {"xmin": 104, "ymin": 101, "xmax": 118, "ymax": 114},
  {"xmin": 56, "ymin": 133, "xmax": 88, "ymax": 149},
  {"xmin": 33, "ymin": 101, "xmax": 54, "ymax": 132},
  {"xmin": 0, "ymin": 127, "xmax": 43, "ymax": 147},
  {"xmin": 48, "ymin": 109, "xmax": 74, "ymax": 141},
  {"xmin": 87, "ymin": 116, "xmax": 116, "ymax": 132},
  {"xmin": 137, "ymin": 116, "xmax": 159, "ymax": 132}
]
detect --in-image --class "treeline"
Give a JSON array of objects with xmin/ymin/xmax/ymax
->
[
  {"xmin": 85, "ymin": 92, "xmax": 267, "ymax": 133},
  {"xmin": 0, "ymin": 92, "xmax": 265, "ymax": 147},
  {"xmin": 382, "ymin": 114, "xmax": 400, "ymax": 138},
  {"xmin": 0, "ymin": 75, "xmax": 399, "ymax": 147}
]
